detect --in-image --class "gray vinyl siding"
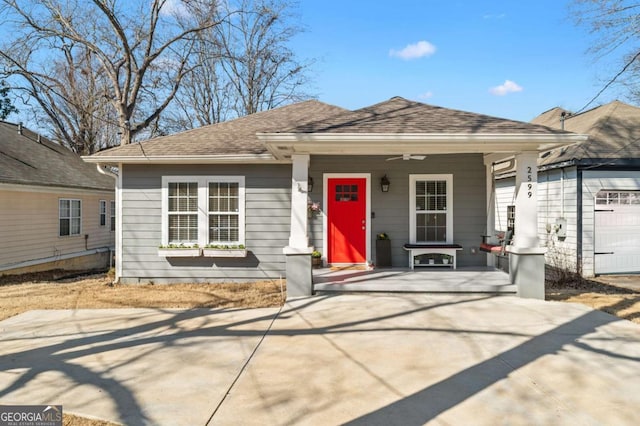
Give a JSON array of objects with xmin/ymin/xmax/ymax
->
[
  {"xmin": 582, "ymin": 170, "xmax": 640, "ymax": 277},
  {"xmin": 120, "ymin": 164, "xmax": 290, "ymax": 283},
  {"xmin": 308, "ymin": 154, "xmax": 487, "ymax": 268}
]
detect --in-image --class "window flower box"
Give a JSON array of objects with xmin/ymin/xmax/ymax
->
[
  {"xmin": 202, "ymin": 245, "xmax": 247, "ymax": 258},
  {"xmin": 158, "ymin": 245, "xmax": 201, "ymax": 257}
]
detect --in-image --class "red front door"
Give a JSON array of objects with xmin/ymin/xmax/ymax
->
[{"xmin": 327, "ymin": 178, "xmax": 367, "ymax": 264}]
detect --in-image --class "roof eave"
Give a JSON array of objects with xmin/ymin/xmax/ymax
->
[
  {"xmin": 82, "ymin": 153, "xmax": 285, "ymax": 165},
  {"xmin": 258, "ymin": 133, "xmax": 589, "ymax": 159}
]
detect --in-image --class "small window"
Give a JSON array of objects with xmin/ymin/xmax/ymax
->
[
  {"xmin": 60, "ymin": 199, "xmax": 81, "ymax": 236},
  {"xmin": 110, "ymin": 201, "xmax": 116, "ymax": 231},
  {"xmin": 335, "ymin": 184, "xmax": 358, "ymax": 202},
  {"xmin": 99, "ymin": 200, "xmax": 107, "ymax": 227},
  {"xmin": 596, "ymin": 190, "xmax": 640, "ymax": 205},
  {"xmin": 507, "ymin": 205, "xmax": 515, "ymax": 233}
]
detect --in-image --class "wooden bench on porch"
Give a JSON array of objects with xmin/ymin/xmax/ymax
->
[{"xmin": 403, "ymin": 243, "xmax": 463, "ymax": 269}]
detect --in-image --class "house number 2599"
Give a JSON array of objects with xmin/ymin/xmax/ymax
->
[{"xmin": 526, "ymin": 166, "xmax": 533, "ymax": 198}]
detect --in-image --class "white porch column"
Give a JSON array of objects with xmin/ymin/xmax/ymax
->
[
  {"xmin": 288, "ymin": 154, "xmax": 310, "ymax": 248},
  {"xmin": 284, "ymin": 154, "xmax": 313, "ymax": 298},
  {"xmin": 508, "ymin": 151, "xmax": 546, "ymax": 299},
  {"xmin": 513, "ymin": 151, "xmax": 539, "ymax": 248}
]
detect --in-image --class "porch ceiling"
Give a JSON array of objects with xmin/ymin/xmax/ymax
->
[{"xmin": 259, "ymin": 133, "xmax": 589, "ymax": 160}]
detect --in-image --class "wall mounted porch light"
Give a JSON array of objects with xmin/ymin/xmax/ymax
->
[
  {"xmin": 308, "ymin": 176, "xmax": 314, "ymax": 192},
  {"xmin": 380, "ymin": 175, "xmax": 390, "ymax": 192}
]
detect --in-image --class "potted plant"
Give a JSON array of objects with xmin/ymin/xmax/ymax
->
[
  {"xmin": 202, "ymin": 244, "xmax": 247, "ymax": 258},
  {"xmin": 158, "ymin": 243, "xmax": 200, "ymax": 257},
  {"xmin": 311, "ymin": 250, "xmax": 323, "ymax": 268},
  {"xmin": 442, "ymin": 254, "xmax": 452, "ymax": 265},
  {"xmin": 307, "ymin": 201, "xmax": 321, "ymax": 219}
]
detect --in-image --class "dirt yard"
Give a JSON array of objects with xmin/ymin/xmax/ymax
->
[
  {"xmin": 0, "ymin": 270, "xmax": 638, "ymax": 425},
  {"xmin": 546, "ymin": 276, "xmax": 640, "ymax": 325},
  {"xmin": 0, "ymin": 270, "xmax": 285, "ymax": 322}
]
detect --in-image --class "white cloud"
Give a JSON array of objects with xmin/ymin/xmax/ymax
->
[
  {"xmin": 389, "ymin": 41, "xmax": 436, "ymax": 60},
  {"xmin": 489, "ymin": 80, "xmax": 523, "ymax": 96},
  {"xmin": 418, "ymin": 91, "xmax": 434, "ymax": 99}
]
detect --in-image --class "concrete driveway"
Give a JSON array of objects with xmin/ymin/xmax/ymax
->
[{"xmin": 1, "ymin": 295, "xmax": 639, "ymax": 425}]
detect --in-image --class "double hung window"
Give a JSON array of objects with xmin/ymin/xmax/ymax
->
[
  {"xmin": 60, "ymin": 199, "xmax": 82, "ymax": 236},
  {"xmin": 161, "ymin": 176, "xmax": 245, "ymax": 247},
  {"xmin": 99, "ymin": 200, "xmax": 107, "ymax": 227},
  {"xmin": 409, "ymin": 175, "xmax": 453, "ymax": 243},
  {"xmin": 208, "ymin": 182, "xmax": 240, "ymax": 243}
]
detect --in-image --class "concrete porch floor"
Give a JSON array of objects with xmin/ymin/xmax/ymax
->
[{"xmin": 313, "ymin": 266, "xmax": 516, "ymax": 294}]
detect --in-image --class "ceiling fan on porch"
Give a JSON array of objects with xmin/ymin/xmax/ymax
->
[{"xmin": 386, "ymin": 154, "xmax": 426, "ymax": 161}]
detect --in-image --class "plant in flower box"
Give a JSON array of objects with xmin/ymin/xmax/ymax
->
[
  {"xmin": 202, "ymin": 244, "xmax": 247, "ymax": 258},
  {"xmin": 158, "ymin": 243, "xmax": 200, "ymax": 257}
]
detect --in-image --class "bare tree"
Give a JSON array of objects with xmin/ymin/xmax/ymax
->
[
  {"xmin": 571, "ymin": 1, "xmax": 640, "ymax": 108},
  {"xmin": 164, "ymin": 30, "xmax": 233, "ymax": 131},
  {"xmin": 166, "ymin": 0, "xmax": 312, "ymax": 131},
  {"xmin": 0, "ymin": 0, "xmax": 222, "ymax": 147},
  {"xmin": 5, "ymin": 42, "xmax": 118, "ymax": 154}
]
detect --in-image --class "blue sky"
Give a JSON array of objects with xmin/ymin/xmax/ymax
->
[{"xmin": 291, "ymin": 0, "xmax": 619, "ymax": 122}]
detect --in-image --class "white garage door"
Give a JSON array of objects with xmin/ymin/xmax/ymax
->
[{"xmin": 594, "ymin": 191, "xmax": 640, "ymax": 274}]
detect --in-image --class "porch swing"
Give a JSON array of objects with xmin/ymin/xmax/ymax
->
[{"xmin": 479, "ymin": 164, "xmax": 513, "ymax": 256}]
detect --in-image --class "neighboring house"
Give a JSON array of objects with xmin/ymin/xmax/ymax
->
[
  {"xmin": 0, "ymin": 121, "xmax": 116, "ymax": 275},
  {"xmin": 84, "ymin": 97, "xmax": 584, "ymax": 298},
  {"xmin": 495, "ymin": 100, "xmax": 640, "ymax": 277}
]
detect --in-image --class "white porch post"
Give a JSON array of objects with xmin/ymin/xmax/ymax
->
[
  {"xmin": 508, "ymin": 151, "xmax": 546, "ymax": 299},
  {"xmin": 288, "ymin": 154, "xmax": 310, "ymax": 248},
  {"xmin": 284, "ymin": 154, "xmax": 313, "ymax": 298},
  {"xmin": 513, "ymin": 151, "xmax": 539, "ymax": 248}
]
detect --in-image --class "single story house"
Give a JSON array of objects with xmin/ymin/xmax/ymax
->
[
  {"xmin": 84, "ymin": 97, "xmax": 586, "ymax": 298},
  {"xmin": 495, "ymin": 100, "xmax": 640, "ymax": 276},
  {"xmin": 0, "ymin": 121, "xmax": 116, "ymax": 275}
]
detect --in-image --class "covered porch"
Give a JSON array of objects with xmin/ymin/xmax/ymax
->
[
  {"xmin": 313, "ymin": 266, "xmax": 515, "ymax": 294},
  {"xmin": 258, "ymin": 97, "xmax": 587, "ymax": 299}
]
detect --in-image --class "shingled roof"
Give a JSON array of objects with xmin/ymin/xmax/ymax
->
[
  {"xmin": 90, "ymin": 100, "xmax": 348, "ymax": 159},
  {"xmin": 88, "ymin": 97, "xmax": 577, "ymax": 162},
  {"xmin": 532, "ymin": 100, "xmax": 640, "ymax": 166},
  {"xmin": 0, "ymin": 121, "xmax": 114, "ymax": 191},
  {"xmin": 281, "ymin": 96, "xmax": 571, "ymax": 135}
]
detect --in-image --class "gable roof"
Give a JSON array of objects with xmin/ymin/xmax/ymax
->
[
  {"xmin": 282, "ymin": 96, "xmax": 570, "ymax": 135},
  {"xmin": 532, "ymin": 100, "xmax": 640, "ymax": 166},
  {"xmin": 86, "ymin": 96, "xmax": 584, "ymax": 163},
  {"xmin": 89, "ymin": 100, "xmax": 348, "ymax": 160},
  {"xmin": 0, "ymin": 121, "xmax": 114, "ymax": 191}
]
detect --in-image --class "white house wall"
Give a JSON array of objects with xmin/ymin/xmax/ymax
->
[
  {"xmin": 582, "ymin": 170, "xmax": 640, "ymax": 276},
  {"xmin": 496, "ymin": 166, "xmax": 579, "ymax": 272},
  {"xmin": 539, "ymin": 168, "xmax": 578, "ymax": 272}
]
